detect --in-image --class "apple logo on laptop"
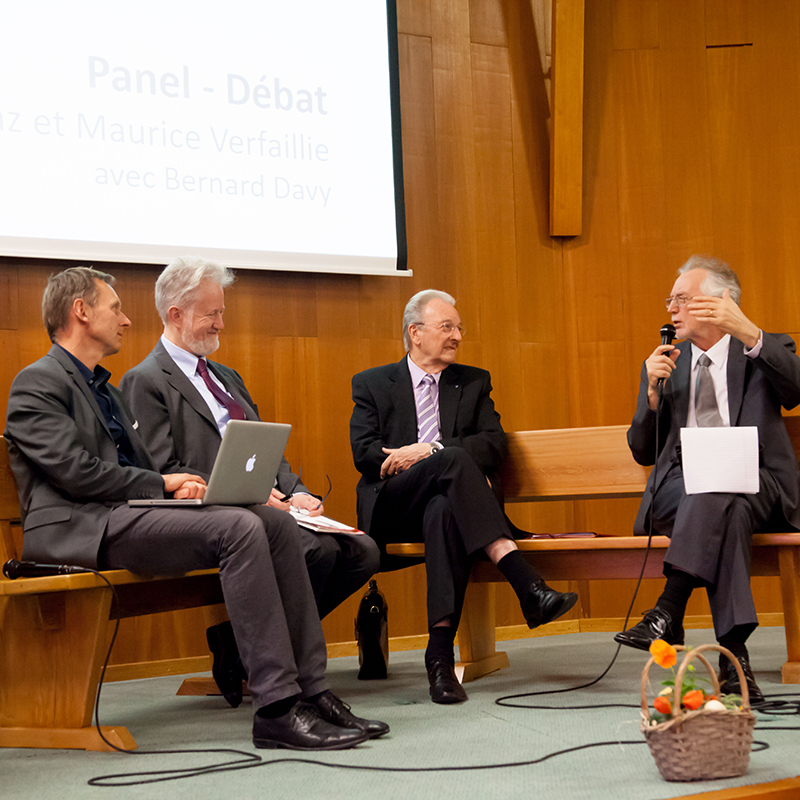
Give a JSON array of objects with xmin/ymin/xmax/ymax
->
[{"xmin": 245, "ymin": 454, "xmax": 257, "ymax": 472}]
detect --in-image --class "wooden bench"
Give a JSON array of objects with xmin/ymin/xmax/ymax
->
[
  {"xmin": 386, "ymin": 422, "xmax": 800, "ymax": 685},
  {"xmin": 0, "ymin": 437, "xmax": 225, "ymax": 751}
]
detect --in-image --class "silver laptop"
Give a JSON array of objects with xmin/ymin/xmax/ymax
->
[{"xmin": 129, "ymin": 420, "xmax": 291, "ymax": 507}]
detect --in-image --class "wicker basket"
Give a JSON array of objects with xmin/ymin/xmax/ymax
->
[{"xmin": 640, "ymin": 644, "xmax": 756, "ymax": 782}]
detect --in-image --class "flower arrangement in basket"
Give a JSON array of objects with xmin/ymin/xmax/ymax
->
[{"xmin": 640, "ymin": 641, "xmax": 756, "ymax": 782}]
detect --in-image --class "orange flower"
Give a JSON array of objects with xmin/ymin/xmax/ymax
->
[
  {"xmin": 682, "ymin": 690, "xmax": 704, "ymax": 710},
  {"xmin": 649, "ymin": 639, "xmax": 677, "ymax": 669},
  {"xmin": 653, "ymin": 696, "xmax": 672, "ymax": 715}
]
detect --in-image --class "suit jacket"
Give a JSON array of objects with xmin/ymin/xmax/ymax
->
[
  {"xmin": 119, "ymin": 340, "xmax": 311, "ymax": 496},
  {"xmin": 628, "ymin": 332, "xmax": 800, "ymax": 534},
  {"xmin": 350, "ymin": 357, "xmax": 507, "ymax": 534},
  {"xmin": 3, "ymin": 346, "xmax": 165, "ymax": 568}
]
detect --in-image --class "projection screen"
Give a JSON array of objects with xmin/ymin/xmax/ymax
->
[{"xmin": 0, "ymin": 0, "xmax": 408, "ymax": 275}]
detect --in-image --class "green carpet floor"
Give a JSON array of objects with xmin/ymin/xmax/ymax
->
[{"xmin": 3, "ymin": 626, "xmax": 799, "ymax": 799}]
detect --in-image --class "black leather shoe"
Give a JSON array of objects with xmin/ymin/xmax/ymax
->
[
  {"xmin": 309, "ymin": 690, "xmax": 390, "ymax": 739},
  {"xmin": 718, "ymin": 656, "xmax": 765, "ymax": 704},
  {"xmin": 253, "ymin": 701, "xmax": 369, "ymax": 750},
  {"xmin": 614, "ymin": 608, "xmax": 685, "ymax": 652},
  {"xmin": 206, "ymin": 622, "xmax": 247, "ymax": 709},
  {"xmin": 426, "ymin": 657, "xmax": 468, "ymax": 704},
  {"xmin": 521, "ymin": 580, "xmax": 578, "ymax": 629}
]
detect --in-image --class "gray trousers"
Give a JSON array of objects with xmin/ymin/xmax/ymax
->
[
  {"xmin": 100, "ymin": 503, "xmax": 328, "ymax": 709},
  {"xmin": 650, "ymin": 461, "xmax": 781, "ymax": 639}
]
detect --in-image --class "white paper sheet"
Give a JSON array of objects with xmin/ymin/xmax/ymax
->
[{"xmin": 680, "ymin": 426, "xmax": 759, "ymax": 495}]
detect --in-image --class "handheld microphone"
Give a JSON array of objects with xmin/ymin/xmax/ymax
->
[
  {"xmin": 2, "ymin": 558, "xmax": 92, "ymax": 580},
  {"xmin": 657, "ymin": 323, "xmax": 677, "ymax": 388}
]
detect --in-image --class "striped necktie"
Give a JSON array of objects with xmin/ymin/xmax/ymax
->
[
  {"xmin": 417, "ymin": 374, "xmax": 441, "ymax": 443},
  {"xmin": 695, "ymin": 354, "xmax": 723, "ymax": 427}
]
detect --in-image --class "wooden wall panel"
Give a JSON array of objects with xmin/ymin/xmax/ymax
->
[
  {"xmin": 428, "ymin": 0, "xmax": 480, "ymax": 314},
  {"xmin": 470, "ymin": 0, "xmax": 507, "ymax": 47},
  {"xmin": 706, "ymin": 47, "xmax": 757, "ymax": 279},
  {"xmin": 613, "ymin": 44, "xmax": 669, "ymax": 398},
  {"xmin": 5, "ymin": 0, "xmax": 800, "ymax": 666},
  {"xmin": 395, "ymin": 33, "xmax": 440, "ymax": 285},
  {"xmin": 704, "ymin": 0, "xmax": 752, "ymax": 47},
  {"xmin": 562, "ymin": 0, "xmax": 621, "ymax": 426},
  {"xmin": 658, "ymin": 1, "xmax": 714, "ymax": 268},
  {"xmin": 612, "ymin": 0, "xmax": 659, "ymax": 51},
  {"xmin": 746, "ymin": 8, "xmax": 800, "ymax": 334},
  {"xmin": 470, "ymin": 42, "xmax": 519, "ymax": 390},
  {"xmin": 503, "ymin": 0, "xmax": 561, "ymax": 355},
  {"xmin": 398, "ymin": 0, "xmax": 432, "ymax": 37}
]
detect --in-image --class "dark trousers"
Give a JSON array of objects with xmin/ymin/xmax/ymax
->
[
  {"xmin": 370, "ymin": 447, "xmax": 512, "ymax": 627},
  {"xmin": 246, "ymin": 505, "xmax": 379, "ymax": 619},
  {"xmin": 100, "ymin": 503, "xmax": 328, "ymax": 708},
  {"xmin": 297, "ymin": 527, "xmax": 381, "ymax": 619},
  {"xmin": 651, "ymin": 461, "xmax": 781, "ymax": 639}
]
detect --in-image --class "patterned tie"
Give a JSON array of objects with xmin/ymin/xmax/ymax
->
[
  {"xmin": 197, "ymin": 358, "xmax": 246, "ymax": 421},
  {"xmin": 417, "ymin": 374, "xmax": 441, "ymax": 443},
  {"xmin": 695, "ymin": 354, "xmax": 723, "ymax": 427}
]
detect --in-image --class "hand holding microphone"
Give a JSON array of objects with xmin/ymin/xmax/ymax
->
[
  {"xmin": 657, "ymin": 323, "xmax": 676, "ymax": 388},
  {"xmin": 644, "ymin": 324, "xmax": 678, "ymax": 409}
]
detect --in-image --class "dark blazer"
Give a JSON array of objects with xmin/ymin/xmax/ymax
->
[
  {"xmin": 350, "ymin": 357, "xmax": 507, "ymax": 534},
  {"xmin": 3, "ymin": 346, "xmax": 165, "ymax": 568},
  {"xmin": 119, "ymin": 340, "xmax": 311, "ymax": 496},
  {"xmin": 628, "ymin": 332, "xmax": 800, "ymax": 534}
]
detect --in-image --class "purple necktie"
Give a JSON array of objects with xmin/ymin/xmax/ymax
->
[
  {"xmin": 197, "ymin": 358, "xmax": 246, "ymax": 421},
  {"xmin": 417, "ymin": 374, "xmax": 441, "ymax": 443}
]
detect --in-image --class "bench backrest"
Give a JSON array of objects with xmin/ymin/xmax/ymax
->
[
  {"xmin": 5, "ymin": 417, "xmax": 800, "ymax": 556},
  {"xmin": 500, "ymin": 416, "xmax": 800, "ymax": 503},
  {"xmin": 1, "ymin": 437, "xmax": 22, "ymax": 563}
]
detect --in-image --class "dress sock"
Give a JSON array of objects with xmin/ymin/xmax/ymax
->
[
  {"xmin": 717, "ymin": 625, "xmax": 751, "ymax": 668},
  {"xmin": 425, "ymin": 623, "xmax": 457, "ymax": 665},
  {"xmin": 496, "ymin": 550, "xmax": 543, "ymax": 602},
  {"xmin": 655, "ymin": 568, "xmax": 699, "ymax": 627},
  {"xmin": 256, "ymin": 694, "xmax": 299, "ymax": 719}
]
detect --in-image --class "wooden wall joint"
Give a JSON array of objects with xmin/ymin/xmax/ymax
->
[{"xmin": 549, "ymin": 0, "xmax": 585, "ymax": 237}]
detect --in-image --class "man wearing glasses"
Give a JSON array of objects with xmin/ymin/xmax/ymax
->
[
  {"xmin": 616, "ymin": 255, "xmax": 800, "ymax": 703},
  {"xmin": 121, "ymin": 256, "xmax": 381, "ymax": 708},
  {"xmin": 350, "ymin": 289, "xmax": 577, "ymax": 705}
]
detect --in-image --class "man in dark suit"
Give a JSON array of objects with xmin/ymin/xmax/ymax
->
[
  {"xmin": 120, "ymin": 256, "xmax": 379, "ymax": 625},
  {"xmin": 4, "ymin": 266, "xmax": 387, "ymax": 749},
  {"xmin": 350, "ymin": 289, "xmax": 577, "ymax": 704},
  {"xmin": 615, "ymin": 255, "xmax": 800, "ymax": 702}
]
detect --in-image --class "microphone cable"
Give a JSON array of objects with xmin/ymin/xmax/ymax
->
[
  {"xmin": 43, "ymin": 567, "xmax": 265, "ymax": 782},
  {"xmin": 496, "ymin": 365, "xmax": 669, "ymax": 709}
]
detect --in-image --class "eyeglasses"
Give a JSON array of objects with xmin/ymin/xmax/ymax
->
[
  {"xmin": 282, "ymin": 472, "xmax": 332, "ymax": 508},
  {"xmin": 413, "ymin": 321, "xmax": 465, "ymax": 336},
  {"xmin": 319, "ymin": 474, "xmax": 332, "ymax": 507},
  {"xmin": 664, "ymin": 295, "xmax": 694, "ymax": 310}
]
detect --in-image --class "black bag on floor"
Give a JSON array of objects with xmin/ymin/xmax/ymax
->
[{"xmin": 354, "ymin": 579, "xmax": 388, "ymax": 679}]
